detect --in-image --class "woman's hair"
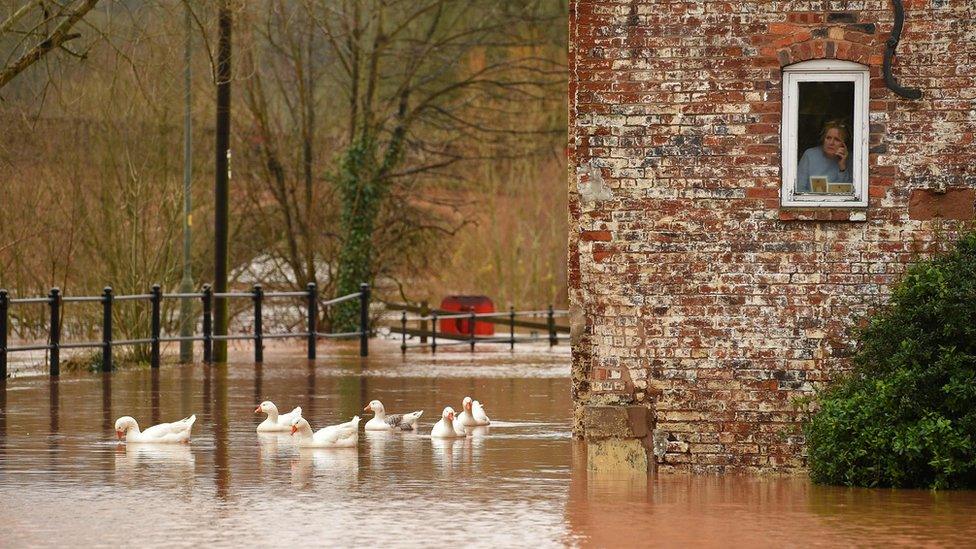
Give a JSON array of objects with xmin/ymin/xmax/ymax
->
[{"xmin": 820, "ymin": 119, "xmax": 849, "ymax": 144}]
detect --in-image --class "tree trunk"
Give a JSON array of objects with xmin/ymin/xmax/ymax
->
[{"xmin": 333, "ymin": 136, "xmax": 384, "ymax": 332}]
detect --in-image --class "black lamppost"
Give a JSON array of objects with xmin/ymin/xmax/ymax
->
[{"xmin": 213, "ymin": 0, "xmax": 232, "ymax": 362}]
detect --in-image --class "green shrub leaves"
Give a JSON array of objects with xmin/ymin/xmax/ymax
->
[{"xmin": 806, "ymin": 232, "xmax": 976, "ymax": 489}]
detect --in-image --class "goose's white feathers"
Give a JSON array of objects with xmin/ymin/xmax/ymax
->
[
  {"xmin": 364, "ymin": 400, "xmax": 423, "ymax": 431},
  {"xmin": 457, "ymin": 396, "xmax": 489, "ymax": 428},
  {"xmin": 432, "ymin": 407, "xmax": 465, "ymax": 438},
  {"xmin": 115, "ymin": 415, "xmax": 196, "ymax": 444},
  {"xmin": 255, "ymin": 401, "xmax": 302, "ymax": 432},
  {"xmin": 291, "ymin": 416, "xmax": 361, "ymax": 448},
  {"xmin": 452, "ymin": 415, "xmax": 467, "ymax": 437},
  {"xmin": 472, "ymin": 400, "xmax": 491, "ymax": 426}
]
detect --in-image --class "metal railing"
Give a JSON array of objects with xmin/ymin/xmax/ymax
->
[
  {"xmin": 0, "ymin": 282, "xmax": 370, "ymax": 378},
  {"xmin": 387, "ymin": 303, "xmax": 570, "ymax": 354}
]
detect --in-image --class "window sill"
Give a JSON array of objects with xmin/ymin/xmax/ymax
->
[{"xmin": 777, "ymin": 208, "xmax": 867, "ymax": 222}]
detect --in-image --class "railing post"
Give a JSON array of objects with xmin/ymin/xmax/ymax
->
[
  {"xmin": 469, "ymin": 311, "xmax": 476, "ymax": 352},
  {"xmin": 509, "ymin": 305, "xmax": 515, "ymax": 351},
  {"xmin": 359, "ymin": 283, "xmax": 370, "ymax": 358},
  {"xmin": 0, "ymin": 289, "xmax": 8, "ymax": 380},
  {"xmin": 202, "ymin": 284, "xmax": 213, "ymax": 364},
  {"xmin": 431, "ymin": 312, "xmax": 437, "ymax": 354},
  {"xmin": 548, "ymin": 305, "xmax": 557, "ymax": 347},
  {"xmin": 400, "ymin": 311, "xmax": 407, "ymax": 354},
  {"xmin": 102, "ymin": 287, "xmax": 113, "ymax": 372},
  {"xmin": 253, "ymin": 284, "xmax": 263, "ymax": 363},
  {"xmin": 419, "ymin": 300, "xmax": 429, "ymax": 344},
  {"xmin": 150, "ymin": 284, "xmax": 162, "ymax": 368},
  {"xmin": 306, "ymin": 282, "xmax": 317, "ymax": 360},
  {"xmin": 48, "ymin": 288, "xmax": 61, "ymax": 377}
]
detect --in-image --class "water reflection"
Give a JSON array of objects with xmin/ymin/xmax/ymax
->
[
  {"xmin": 2, "ymin": 346, "xmax": 973, "ymax": 547},
  {"xmin": 100, "ymin": 372, "xmax": 112, "ymax": 433},
  {"xmin": 337, "ymin": 372, "xmax": 365, "ymax": 422},
  {"xmin": 115, "ymin": 443, "xmax": 196, "ymax": 475},
  {"xmin": 257, "ymin": 432, "xmax": 292, "ymax": 464},
  {"xmin": 0, "ymin": 380, "xmax": 6, "ymax": 456},
  {"xmin": 304, "ymin": 360, "xmax": 316, "ymax": 418},
  {"xmin": 291, "ymin": 448, "xmax": 358, "ymax": 489},
  {"xmin": 150, "ymin": 368, "xmax": 161, "ymax": 425},
  {"xmin": 365, "ymin": 430, "xmax": 392, "ymax": 466},
  {"xmin": 253, "ymin": 363, "xmax": 263, "ymax": 405},
  {"xmin": 213, "ymin": 363, "xmax": 230, "ymax": 501},
  {"xmin": 48, "ymin": 376, "xmax": 59, "ymax": 434},
  {"xmin": 564, "ymin": 446, "xmax": 976, "ymax": 547},
  {"xmin": 202, "ymin": 363, "xmax": 212, "ymax": 417},
  {"xmin": 179, "ymin": 364, "xmax": 192, "ymax": 418},
  {"xmin": 430, "ymin": 437, "xmax": 463, "ymax": 473},
  {"xmin": 113, "ymin": 443, "xmax": 196, "ymax": 499}
]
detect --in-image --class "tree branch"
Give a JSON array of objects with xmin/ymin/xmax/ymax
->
[{"xmin": 0, "ymin": 0, "xmax": 100, "ymax": 90}]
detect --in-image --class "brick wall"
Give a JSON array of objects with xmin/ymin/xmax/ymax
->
[{"xmin": 569, "ymin": 0, "xmax": 976, "ymax": 472}]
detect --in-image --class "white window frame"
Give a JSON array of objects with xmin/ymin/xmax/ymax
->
[{"xmin": 781, "ymin": 59, "xmax": 869, "ymax": 208}]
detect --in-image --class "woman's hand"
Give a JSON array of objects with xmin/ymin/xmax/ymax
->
[{"xmin": 836, "ymin": 143, "xmax": 848, "ymax": 172}]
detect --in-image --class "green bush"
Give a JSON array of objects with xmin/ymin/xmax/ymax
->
[{"xmin": 806, "ymin": 231, "xmax": 976, "ymax": 489}]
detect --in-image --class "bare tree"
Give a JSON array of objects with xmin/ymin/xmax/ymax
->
[
  {"xmin": 0, "ymin": 1, "xmax": 203, "ymax": 353},
  {"xmin": 0, "ymin": 0, "xmax": 567, "ymax": 353},
  {"xmin": 0, "ymin": 0, "xmax": 102, "ymax": 91},
  {"xmin": 233, "ymin": 1, "xmax": 561, "ymax": 330},
  {"xmin": 307, "ymin": 0, "xmax": 563, "ymax": 330},
  {"xmin": 238, "ymin": 0, "xmax": 331, "ymax": 294}
]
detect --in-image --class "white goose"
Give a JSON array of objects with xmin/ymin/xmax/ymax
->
[
  {"xmin": 472, "ymin": 400, "xmax": 491, "ymax": 426},
  {"xmin": 255, "ymin": 401, "xmax": 302, "ymax": 432},
  {"xmin": 431, "ymin": 407, "xmax": 465, "ymax": 438},
  {"xmin": 458, "ymin": 396, "xmax": 491, "ymax": 427},
  {"xmin": 290, "ymin": 416, "xmax": 361, "ymax": 448},
  {"xmin": 363, "ymin": 400, "xmax": 423, "ymax": 431},
  {"xmin": 452, "ymin": 409, "xmax": 468, "ymax": 437},
  {"xmin": 115, "ymin": 415, "xmax": 196, "ymax": 443}
]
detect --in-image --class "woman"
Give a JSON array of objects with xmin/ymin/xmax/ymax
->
[{"xmin": 796, "ymin": 120, "xmax": 852, "ymax": 192}]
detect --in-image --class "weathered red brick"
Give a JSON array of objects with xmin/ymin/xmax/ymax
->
[
  {"xmin": 569, "ymin": 0, "xmax": 975, "ymax": 473},
  {"xmin": 581, "ymin": 230, "xmax": 612, "ymax": 241}
]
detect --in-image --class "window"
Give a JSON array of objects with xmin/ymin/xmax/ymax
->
[{"xmin": 781, "ymin": 60, "xmax": 869, "ymax": 208}]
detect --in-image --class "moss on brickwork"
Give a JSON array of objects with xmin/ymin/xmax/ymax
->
[{"xmin": 587, "ymin": 438, "xmax": 649, "ymax": 474}]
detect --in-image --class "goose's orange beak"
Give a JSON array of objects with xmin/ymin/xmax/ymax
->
[
  {"xmin": 254, "ymin": 405, "xmax": 262, "ymax": 413},
  {"xmin": 115, "ymin": 430, "xmax": 124, "ymax": 439},
  {"xmin": 363, "ymin": 404, "xmax": 371, "ymax": 411},
  {"xmin": 290, "ymin": 425, "xmax": 298, "ymax": 435},
  {"xmin": 448, "ymin": 412, "xmax": 455, "ymax": 421}
]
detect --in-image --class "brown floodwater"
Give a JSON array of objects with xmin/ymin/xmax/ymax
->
[{"xmin": 1, "ymin": 342, "xmax": 974, "ymax": 548}]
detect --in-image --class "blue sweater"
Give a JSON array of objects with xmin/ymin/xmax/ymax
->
[{"xmin": 796, "ymin": 146, "xmax": 852, "ymax": 192}]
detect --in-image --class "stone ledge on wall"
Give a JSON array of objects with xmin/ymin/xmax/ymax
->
[
  {"xmin": 777, "ymin": 209, "xmax": 869, "ymax": 222},
  {"xmin": 584, "ymin": 405, "xmax": 653, "ymax": 474}
]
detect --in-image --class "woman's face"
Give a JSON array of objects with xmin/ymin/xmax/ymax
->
[{"xmin": 822, "ymin": 128, "xmax": 845, "ymax": 156}]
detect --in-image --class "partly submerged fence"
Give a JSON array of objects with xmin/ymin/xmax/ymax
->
[
  {"xmin": 0, "ymin": 283, "xmax": 370, "ymax": 378},
  {"xmin": 385, "ymin": 302, "xmax": 570, "ymax": 353}
]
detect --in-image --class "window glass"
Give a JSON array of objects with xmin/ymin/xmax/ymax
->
[
  {"xmin": 795, "ymin": 82, "xmax": 855, "ymax": 195},
  {"xmin": 780, "ymin": 60, "xmax": 868, "ymax": 208}
]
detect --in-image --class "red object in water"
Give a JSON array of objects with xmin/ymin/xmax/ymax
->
[{"xmin": 439, "ymin": 296, "xmax": 495, "ymax": 336}]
